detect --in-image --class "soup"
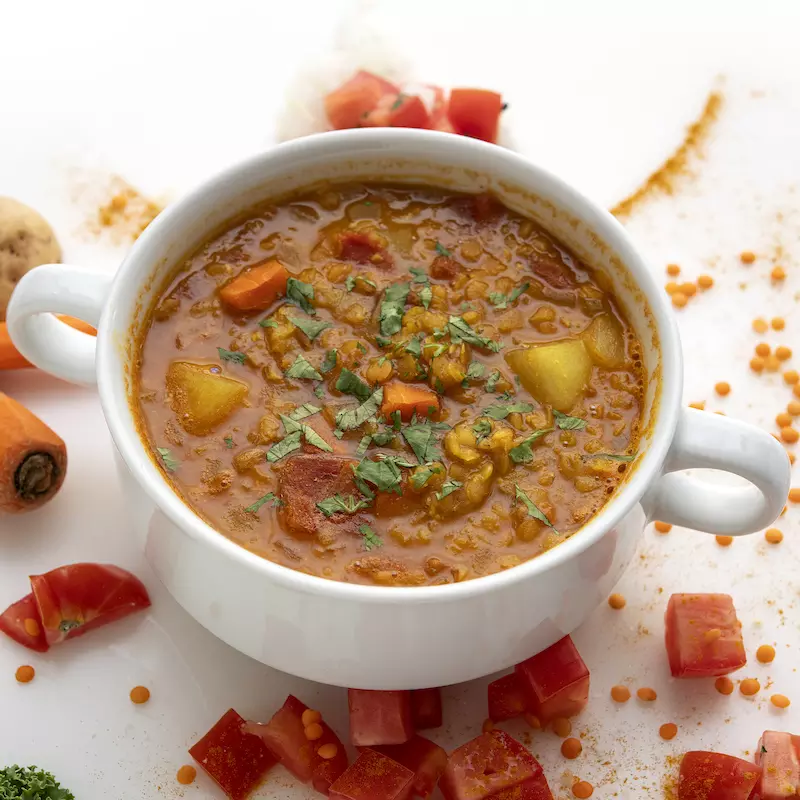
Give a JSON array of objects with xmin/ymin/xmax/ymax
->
[{"xmin": 133, "ymin": 184, "xmax": 645, "ymax": 586}]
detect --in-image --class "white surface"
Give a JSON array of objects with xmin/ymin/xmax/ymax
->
[{"xmin": 3, "ymin": 1, "xmax": 800, "ymax": 798}]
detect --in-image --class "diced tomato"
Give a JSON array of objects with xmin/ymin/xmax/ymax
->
[
  {"xmin": 665, "ymin": 594, "xmax": 747, "ymax": 678},
  {"xmin": 349, "ymin": 689, "xmax": 414, "ymax": 746},
  {"xmin": 0, "ymin": 593, "xmax": 48, "ymax": 652},
  {"xmin": 336, "ymin": 230, "xmax": 393, "ymax": 269},
  {"xmin": 440, "ymin": 730, "xmax": 553, "ymax": 800},
  {"xmin": 756, "ymin": 731, "xmax": 800, "ymax": 799},
  {"xmin": 446, "ymin": 89, "xmax": 504, "ymax": 143},
  {"xmin": 29, "ymin": 563, "xmax": 150, "ymax": 646},
  {"xmin": 677, "ymin": 751, "xmax": 761, "ymax": 800},
  {"xmin": 189, "ymin": 709, "xmax": 277, "ymax": 800},
  {"xmin": 488, "ymin": 673, "xmax": 528, "ymax": 722},
  {"xmin": 388, "ymin": 95, "xmax": 430, "ymax": 129},
  {"xmin": 410, "ymin": 688, "xmax": 442, "ymax": 730},
  {"xmin": 371, "ymin": 735, "xmax": 447, "ymax": 799},
  {"xmin": 246, "ymin": 695, "xmax": 348, "ymax": 795},
  {"xmin": 514, "ymin": 636, "xmax": 590, "ymax": 725},
  {"xmin": 428, "ymin": 86, "xmax": 455, "ymax": 134},
  {"xmin": 330, "ymin": 748, "xmax": 415, "ymax": 800},
  {"xmin": 325, "ymin": 71, "xmax": 400, "ymax": 130}
]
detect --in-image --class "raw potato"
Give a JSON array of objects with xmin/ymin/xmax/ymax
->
[
  {"xmin": 582, "ymin": 313, "xmax": 625, "ymax": 369},
  {"xmin": 166, "ymin": 361, "xmax": 249, "ymax": 435},
  {"xmin": 505, "ymin": 339, "xmax": 592, "ymax": 412},
  {"xmin": 0, "ymin": 197, "xmax": 61, "ymax": 321}
]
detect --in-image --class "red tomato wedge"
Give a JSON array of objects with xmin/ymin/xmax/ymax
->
[
  {"xmin": 678, "ymin": 751, "xmax": 761, "ymax": 800},
  {"xmin": 0, "ymin": 592, "xmax": 48, "ymax": 652},
  {"xmin": 325, "ymin": 71, "xmax": 400, "ymax": 130},
  {"xmin": 29, "ymin": 563, "xmax": 150, "ymax": 646},
  {"xmin": 189, "ymin": 708, "xmax": 277, "ymax": 800},
  {"xmin": 410, "ymin": 688, "xmax": 442, "ymax": 730},
  {"xmin": 387, "ymin": 94, "xmax": 430, "ymax": 129},
  {"xmin": 428, "ymin": 86, "xmax": 455, "ymax": 133},
  {"xmin": 371, "ymin": 735, "xmax": 448, "ymax": 799},
  {"xmin": 756, "ymin": 731, "xmax": 800, "ymax": 799},
  {"xmin": 665, "ymin": 594, "xmax": 746, "ymax": 678},
  {"xmin": 245, "ymin": 695, "xmax": 348, "ymax": 795},
  {"xmin": 336, "ymin": 230, "xmax": 393, "ymax": 269},
  {"xmin": 514, "ymin": 636, "xmax": 590, "ymax": 725},
  {"xmin": 349, "ymin": 689, "xmax": 414, "ymax": 747},
  {"xmin": 447, "ymin": 89, "xmax": 504, "ymax": 143},
  {"xmin": 440, "ymin": 730, "xmax": 553, "ymax": 800},
  {"xmin": 488, "ymin": 673, "xmax": 528, "ymax": 722},
  {"xmin": 330, "ymin": 748, "xmax": 415, "ymax": 800}
]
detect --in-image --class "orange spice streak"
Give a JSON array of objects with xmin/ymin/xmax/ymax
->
[
  {"xmin": 637, "ymin": 687, "xmax": 657, "ymax": 702},
  {"xmin": 771, "ymin": 694, "xmax": 791, "ymax": 709},
  {"xmin": 715, "ymin": 676, "xmax": 734, "ymax": 695},
  {"xmin": 15, "ymin": 665, "xmax": 35, "ymax": 683},
  {"xmin": 561, "ymin": 738, "xmax": 583, "ymax": 759},
  {"xmin": 176, "ymin": 765, "xmax": 196, "ymax": 785},
  {"xmin": 689, "ymin": 401, "xmax": 705, "ymax": 410},
  {"xmin": 756, "ymin": 644, "xmax": 776, "ymax": 663},
  {"xmin": 740, "ymin": 678, "xmax": 760, "ymax": 696},
  {"xmin": 765, "ymin": 528, "xmax": 783, "ymax": 544},
  {"xmin": 611, "ymin": 685, "xmax": 631, "ymax": 703},
  {"xmin": 608, "ymin": 593, "xmax": 626, "ymax": 610},
  {"xmin": 130, "ymin": 686, "xmax": 151, "ymax": 704},
  {"xmin": 572, "ymin": 780, "xmax": 594, "ymax": 798},
  {"xmin": 659, "ymin": 723, "xmax": 678, "ymax": 740}
]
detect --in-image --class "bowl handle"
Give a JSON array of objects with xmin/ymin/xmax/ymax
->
[
  {"xmin": 6, "ymin": 264, "xmax": 113, "ymax": 386},
  {"xmin": 642, "ymin": 407, "xmax": 791, "ymax": 535}
]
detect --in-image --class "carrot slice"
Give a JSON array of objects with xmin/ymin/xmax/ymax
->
[
  {"xmin": 0, "ymin": 317, "xmax": 96, "ymax": 371},
  {"xmin": 219, "ymin": 259, "xmax": 289, "ymax": 312},
  {"xmin": 382, "ymin": 382, "xmax": 440, "ymax": 422},
  {"xmin": 447, "ymin": 89, "xmax": 504, "ymax": 143}
]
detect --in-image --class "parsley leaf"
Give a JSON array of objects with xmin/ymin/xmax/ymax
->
[
  {"xmin": 405, "ymin": 333, "xmax": 425, "ymax": 359},
  {"xmin": 483, "ymin": 402, "xmax": 535, "ymax": 420},
  {"xmin": 320, "ymin": 349, "xmax": 337, "ymax": 374},
  {"xmin": 345, "ymin": 275, "xmax": 378, "ymax": 292},
  {"xmin": 553, "ymin": 409, "xmax": 587, "ymax": 431},
  {"xmin": 157, "ymin": 447, "xmax": 179, "ymax": 472},
  {"xmin": 317, "ymin": 494, "xmax": 370, "ymax": 517},
  {"xmin": 357, "ymin": 430, "xmax": 395, "ymax": 455},
  {"xmin": 359, "ymin": 523, "xmax": 383, "ymax": 551},
  {"xmin": 0, "ymin": 766, "xmax": 75, "ymax": 800},
  {"xmin": 245, "ymin": 492, "xmax": 283, "ymax": 513},
  {"xmin": 472, "ymin": 418, "xmax": 492, "ymax": 443},
  {"xmin": 465, "ymin": 361, "xmax": 485, "ymax": 382},
  {"xmin": 288, "ymin": 403, "xmax": 321, "ymax": 422},
  {"xmin": 286, "ymin": 277, "xmax": 316, "ymax": 314},
  {"xmin": 409, "ymin": 267, "xmax": 430, "ymax": 284},
  {"xmin": 336, "ymin": 368, "xmax": 372, "ymax": 401},
  {"xmin": 403, "ymin": 421, "xmax": 449, "ymax": 463},
  {"xmin": 217, "ymin": 347, "xmax": 246, "ymax": 364},
  {"xmin": 259, "ymin": 318, "xmax": 278, "ymax": 328},
  {"xmin": 436, "ymin": 480, "xmax": 462, "ymax": 500},
  {"xmin": 353, "ymin": 457, "xmax": 404, "ymax": 495},
  {"xmin": 448, "ymin": 315, "xmax": 501, "ymax": 351},
  {"xmin": 390, "ymin": 410, "xmax": 402, "ymax": 431},
  {"xmin": 486, "ymin": 370, "xmax": 502, "ymax": 392},
  {"xmin": 509, "ymin": 428, "xmax": 554, "ymax": 464},
  {"xmin": 266, "ymin": 430, "xmax": 303, "ymax": 462},
  {"xmin": 280, "ymin": 414, "xmax": 332, "ymax": 453},
  {"xmin": 224, "ymin": 435, "xmax": 235, "ymax": 449},
  {"xmin": 314, "ymin": 385, "xmax": 325, "ymax": 398},
  {"xmin": 435, "ymin": 241, "xmax": 451, "ymax": 257},
  {"xmin": 515, "ymin": 484, "xmax": 557, "ymax": 531},
  {"xmin": 419, "ymin": 285, "xmax": 433, "ymax": 309},
  {"xmin": 379, "ymin": 282, "xmax": 410, "ymax": 336},
  {"xmin": 336, "ymin": 387, "xmax": 384, "ymax": 431},
  {"xmin": 488, "ymin": 281, "xmax": 530, "ymax": 310},
  {"xmin": 289, "ymin": 316, "xmax": 332, "ymax": 341},
  {"xmin": 410, "ymin": 464, "xmax": 442, "ymax": 490},
  {"xmin": 286, "ymin": 354, "xmax": 323, "ymax": 381},
  {"xmin": 590, "ymin": 452, "xmax": 636, "ymax": 462}
]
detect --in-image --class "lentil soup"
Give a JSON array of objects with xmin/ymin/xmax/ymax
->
[{"xmin": 134, "ymin": 184, "xmax": 645, "ymax": 586}]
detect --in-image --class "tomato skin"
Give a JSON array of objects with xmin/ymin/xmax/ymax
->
[
  {"xmin": 246, "ymin": 694, "xmax": 348, "ymax": 795},
  {"xmin": 330, "ymin": 748, "xmax": 415, "ymax": 800},
  {"xmin": 325, "ymin": 71, "xmax": 400, "ymax": 130},
  {"xmin": 29, "ymin": 563, "xmax": 150, "ymax": 646},
  {"xmin": 488, "ymin": 673, "xmax": 528, "ymax": 722},
  {"xmin": 349, "ymin": 689, "xmax": 414, "ymax": 747},
  {"xmin": 755, "ymin": 731, "xmax": 800, "ymax": 799},
  {"xmin": 371, "ymin": 735, "xmax": 448, "ymax": 799},
  {"xmin": 446, "ymin": 89, "xmax": 504, "ymax": 143},
  {"xmin": 678, "ymin": 751, "xmax": 761, "ymax": 800},
  {"xmin": 410, "ymin": 688, "xmax": 442, "ymax": 730},
  {"xmin": 189, "ymin": 708, "xmax": 277, "ymax": 800},
  {"xmin": 388, "ymin": 95, "xmax": 430, "ymax": 129},
  {"xmin": 514, "ymin": 636, "xmax": 590, "ymax": 724},
  {"xmin": 0, "ymin": 593, "xmax": 48, "ymax": 652},
  {"xmin": 665, "ymin": 594, "xmax": 746, "ymax": 678}
]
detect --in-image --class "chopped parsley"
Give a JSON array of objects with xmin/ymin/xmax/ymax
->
[
  {"xmin": 224, "ymin": 435, "xmax": 235, "ymax": 449},
  {"xmin": 289, "ymin": 316, "xmax": 332, "ymax": 341},
  {"xmin": 317, "ymin": 494, "xmax": 370, "ymax": 517},
  {"xmin": 379, "ymin": 282, "xmax": 410, "ymax": 336},
  {"xmin": 483, "ymin": 402, "xmax": 535, "ymax": 420},
  {"xmin": 410, "ymin": 464, "xmax": 442, "ymax": 490},
  {"xmin": 488, "ymin": 281, "xmax": 530, "ymax": 310},
  {"xmin": 280, "ymin": 414, "xmax": 332, "ymax": 453},
  {"xmin": 359, "ymin": 523, "xmax": 383, "ymax": 551},
  {"xmin": 462, "ymin": 361, "xmax": 485, "ymax": 386},
  {"xmin": 265, "ymin": 431, "xmax": 303, "ymax": 462},
  {"xmin": 472, "ymin": 418, "xmax": 492, "ymax": 443},
  {"xmin": 448, "ymin": 315, "xmax": 501, "ymax": 352},
  {"xmin": 509, "ymin": 428, "xmax": 554, "ymax": 464},
  {"xmin": 402, "ymin": 420, "xmax": 449, "ymax": 463},
  {"xmin": 353, "ymin": 457, "xmax": 404, "ymax": 495},
  {"xmin": 357, "ymin": 430, "xmax": 395, "ymax": 455},
  {"xmin": 285, "ymin": 277, "xmax": 316, "ymax": 314},
  {"xmin": 320, "ymin": 349, "xmax": 337, "ymax": 374},
  {"xmin": 405, "ymin": 333, "xmax": 425, "ymax": 359},
  {"xmin": 336, "ymin": 368, "xmax": 372, "ymax": 401},
  {"xmin": 245, "ymin": 492, "xmax": 283, "ymax": 513},
  {"xmin": 485, "ymin": 370, "xmax": 502, "ymax": 393},
  {"xmin": 335, "ymin": 387, "xmax": 384, "ymax": 431},
  {"xmin": 345, "ymin": 275, "xmax": 377, "ymax": 292},
  {"xmin": 217, "ymin": 347, "xmax": 247, "ymax": 364},
  {"xmin": 409, "ymin": 267, "xmax": 430, "ymax": 284},
  {"xmin": 288, "ymin": 403, "xmax": 321, "ymax": 422},
  {"xmin": 0, "ymin": 766, "xmax": 75, "ymax": 800},
  {"xmin": 434, "ymin": 241, "xmax": 451, "ymax": 257},
  {"xmin": 553, "ymin": 409, "xmax": 587, "ymax": 431},
  {"xmin": 419, "ymin": 285, "xmax": 433, "ymax": 309},
  {"xmin": 259, "ymin": 318, "xmax": 278, "ymax": 328},
  {"xmin": 313, "ymin": 385, "xmax": 325, "ymax": 398},
  {"xmin": 515, "ymin": 484, "xmax": 557, "ymax": 531},
  {"xmin": 390, "ymin": 410, "xmax": 402, "ymax": 431},
  {"xmin": 157, "ymin": 447, "xmax": 179, "ymax": 472},
  {"xmin": 436, "ymin": 480, "xmax": 462, "ymax": 500},
  {"xmin": 286, "ymin": 354, "xmax": 323, "ymax": 381}
]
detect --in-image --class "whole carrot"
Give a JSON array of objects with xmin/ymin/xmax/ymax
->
[{"xmin": 0, "ymin": 317, "xmax": 96, "ymax": 370}]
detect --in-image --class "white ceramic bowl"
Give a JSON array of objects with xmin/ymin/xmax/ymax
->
[{"xmin": 7, "ymin": 130, "xmax": 790, "ymax": 689}]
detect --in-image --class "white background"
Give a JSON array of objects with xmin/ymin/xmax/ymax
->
[{"xmin": 2, "ymin": 1, "xmax": 800, "ymax": 797}]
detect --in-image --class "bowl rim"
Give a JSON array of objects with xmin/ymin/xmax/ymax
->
[{"xmin": 97, "ymin": 127, "xmax": 683, "ymax": 605}]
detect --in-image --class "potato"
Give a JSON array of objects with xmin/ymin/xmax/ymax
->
[
  {"xmin": 505, "ymin": 338, "xmax": 592, "ymax": 412},
  {"xmin": 167, "ymin": 361, "xmax": 248, "ymax": 435},
  {"xmin": 582, "ymin": 313, "xmax": 625, "ymax": 369},
  {"xmin": 0, "ymin": 197, "xmax": 61, "ymax": 321}
]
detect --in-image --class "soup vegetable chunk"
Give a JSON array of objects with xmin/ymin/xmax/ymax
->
[{"xmin": 135, "ymin": 184, "xmax": 644, "ymax": 586}]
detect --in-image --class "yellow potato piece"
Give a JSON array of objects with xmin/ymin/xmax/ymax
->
[
  {"xmin": 167, "ymin": 361, "xmax": 248, "ymax": 435},
  {"xmin": 505, "ymin": 339, "xmax": 592, "ymax": 412},
  {"xmin": 582, "ymin": 313, "xmax": 625, "ymax": 369}
]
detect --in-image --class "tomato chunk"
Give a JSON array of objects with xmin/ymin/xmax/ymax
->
[
  {"xmin": 246, "ymin": 695, "xmax": 348, "ymax": 795},
  {"xmin": 189, "ymin": 708, "xmax": 277, "ymax": 800},
  {"xmin": 756, "ymin": 731, "xmax": 800, "ymax": 799},
  {"xmin": 440, "ymin": 730, "xmax": 553, "ymax": 800},
  {"xmin": 514, "ymin": 636, "xmax": 590, "ymax": 725},
  {"xmin": 325, "ymin": 71, "xmax": 400, "ymax": 130},
  {"xmin": 0, "ymin": 593, "xmax": 48, "ymax": 652},
  {"xmin": 330, "ymin": 748, "xmax": 415, "ymax": 800},
  {"xmin": 410, "ymin": 688, "xmax": 442, "ymax": 730},
  {"xmin": 337, "ymin": 231, "xmax": 393, "ymax": 269},
  {"xmin": 349, "ymin": 689, "xmax": 414, "ymax": 746},
  {"xmin": 29, "ymin": 563, "xmax": 150, "ymax": 646},
  {"xmin": 446, "ymin": 89, "xmax": 504, "ymax": 143},
  {"xmin": 381, "ymin": 383, "xmax": 440, "ymax": 422},
  {"xmin": 372, "ymin": 735, "xmax": 447, "ymax": 799},
  {"xmin": 678, "ymin": 751, "xmax": 761, "ymax": 800},
  {"xmin": 488, "ymin": 673, "xmax": 528, "ymax": 722},
  {"xmin": 665, "ymin": 594, "xmax": 746, "ymax": 678},
  {"xmin": 388, "ymin": 94, "xmax": 430, "ymax": 129},
  {"xmin": 219, "ymin": 259, "xmax": 289, "ymax": 313}
]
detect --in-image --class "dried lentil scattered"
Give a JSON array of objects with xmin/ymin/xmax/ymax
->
[
  {"xmin": 654, "ymin": 521, "xmax": 672, "ymax": 534},
  {"xmin": 611, "ymin": 685, "xmax": 631, "ymax": 703},
  {"xmin": 740, "ymin": 678, "xmax": 760, "ymax": 696},
  {"xmin": 130, "ymin": 686, "xmax": 150, "ymax": 704},
  {"xmin": 15, "ymin": 665, "xmax": 34, "ymax": 683},
  {"xmin": 771, "ymin": 694, "xmax": 791, "ymax": 709},
  {"xmin": 765, "ymin": 528, "xmax": 784, "ymax": 544},
  {"xmin": 176, "ymin": 765, "xmax": 196, "ymax": 786},
  {"xmin": 659, "ymin": 723, "xmax": 678, "ymax": 740},
  {"xmin": 756, "ymin": 644, "xmax": 776, "ymax": 663},
  {"xmin": 561, "ymin": 738, "xmax": 582, "ymax": 759},
  {"xmin": 608, "ymin": 593, "xmax": 626, "ymax": 610},
  {"xmin": 715, "ymin": 677, "xmax": 734, "ymax": 695}
]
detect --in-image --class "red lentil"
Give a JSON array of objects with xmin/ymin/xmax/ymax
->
[
  {"xmin": 637, "ymin": 687, "xmax": 657, "ymax": 701},
  {"xmin": 789, "ymin": 401, "xmax": 800, "ymax": 416},
  {"xmin": 756, "ymin": 644, "xmax": 776, "ymax": 663},
  {"xmin": 776, "ymin": 345, "xmax": 793, "ymax": 361},
  {"xmin": 304, "ymin": 723, "xmax": 324, "ymax": 741},
  {"xmin": 22, "ymin": 618, "xmax": 40, "ymax": 638},
  {"xmin": 318, "ymin": 743, "xmax": 339, "ymax": 759},
  {"xmin": 794, "ymin": 383, "xmax": 800, "ymax": 399},
  {"xmin": 785, "ymin": 371, "xmax": 799, "ymax": 385},
  {"xmin": 716, "ymin": 535, "xmax": 734, "ymax": 546},
  {"xmin": 666, "ymin": 264, "xmax": 681, "ymax": 276},
  {"xmin": 753, "ymin": 317, "xmax": 768, "ymax": 333},
  {"xmin": 552, "ymin": 717, "xmax": 572, "ymax": 738},
  {"xmin": 750, "ymin": 357, "xmax": 765, "ymax": 373},
  {"xmin": 301, "ymin": 709, "xmax": 321, "ymax": 727},
  {"xmin": 608, "ymin": 593, "xmax": 626, "ymax": 610},
  {"xmin": 611, "ymin": 685, "xmax": 631, "ymax": 703},
  {"xmin": 771, "ymin": 694, "xmax": 791, "ymax": 709},
  {"xmin": 482, "ymin": 718, "xmax": 495, "ymax": 733},
  {"xmin": 765, "ymin": 528, "xmax": 784, "ymax": 544},
  {"xmin": 659, "ymin": 723, "xmax": 678, "ymax": 740},
  {"xmin": 176, "ymin": 765, "xmax": 196, "ymax": 786},
  {"xmin": 524, "ymin": 712, "xmax": 541, "ymax": 729},
  {"xmin": 715, "ymin": 381, "xmax": 731, "ymax": 396},
  {"xmin": 573, "ymin": 781, "xmax": 594, "ymax": 799},
  {"xmin": 755, "ymin": 342, "xmax": 771, "ymax": 357},
  {"xmin": 715, "ymin": 677, "xmax": 734, "ymax": 695},
  {"xmin": 697, "ymin": 274, "xmax": 714, "ymax": 289},
  {"xmin": 130, "ymin": 686, "xmax": 150, "ymax": 704},
  {"xmin": 672, "ymin": 292, "xmax": 688, "ymax": 308},
  {"xmin": 771, "ymin": 266, "xmax": 787, "ymax": 281},
  {"xmin": 781, "ymin": 427, "xmax": 799, "ymax": 444},
  {"xmin": 15, "ymin": 665, "xmax": 34, "ymax": 683},
  {"xmin": 561, "ymin": 738, "xmax": 582, "ymax": 759},
  {"xmin": 689, "ymin": 401, "xmax": 705, "ymax": 410},
  {"xmin": 766, "ymin": 355, "xmax": 782, "ymax": 372},
  {"xmin": 772, "ymin": 316, "xmax": 786, "ymax": 331},
  {"xmin": 777, "ymin": 412, "xmax": 793, "ymax": 428},
  {"xmin": 680, "ymin": 282, "xmax": 697, "ymax": 297},
  {"xmin": 740, "ymin": 251, "xmax": 756, "ymax": 264},
  {"xmin": 740, "ymin": 678, "xmax": 760, "ymax": 696},
  {"xmin": 665, "ymin": 282, "xmax": 680, "ymax": 295},
  {"xmin": 654, "ymin": 521, "xmax": 672, "ymax": 534}
]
